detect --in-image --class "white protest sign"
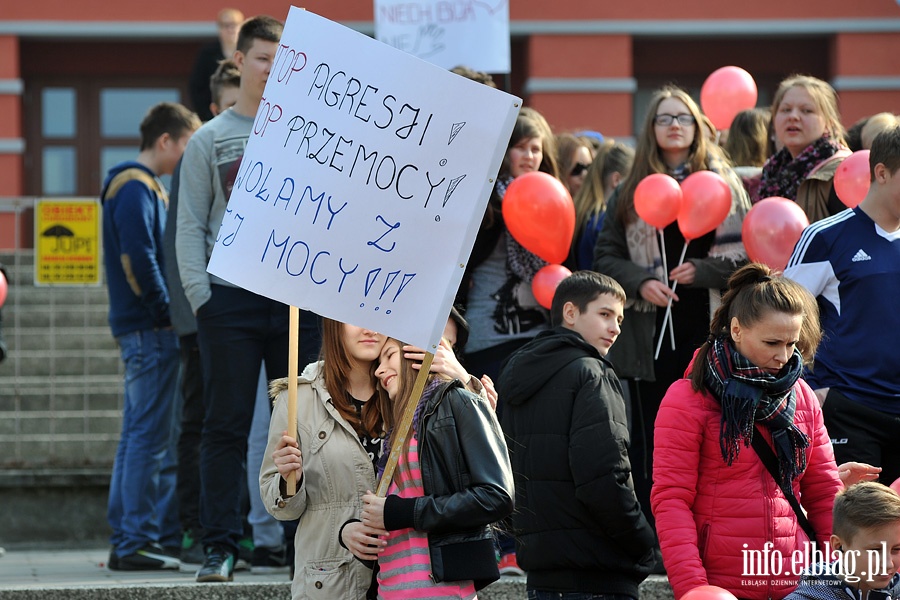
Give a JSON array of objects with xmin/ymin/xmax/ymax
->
[
  {"xmin": 207, "ymin": 6, "xmax": 521, "ymax": 350},
  {"xmin": 374, "ymin": 0, "xmax": 510, "ymax": 74}
]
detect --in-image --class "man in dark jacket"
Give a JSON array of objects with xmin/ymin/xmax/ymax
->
[{"xmin": 499, "ymin": 271, "xmax": 657, "ymax": 600}]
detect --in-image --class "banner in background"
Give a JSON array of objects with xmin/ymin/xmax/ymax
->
[
  {"xmin": 374, "ymin": 0, "xmax": 510, "ymax": 73},
  {"xmin": 207, "ymin": 7, "xmax": 520, "ymax": 349}
]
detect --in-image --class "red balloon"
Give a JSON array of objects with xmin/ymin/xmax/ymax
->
[
  {"xmin": 634, "ymin": 174, "xmax": 683, "ymax": 230},
  {"xmin": 502, "ymin": 171, "xmax": 575, "ymax": 264},
  {"xmin": 0, "ymin": 269, "xmax": 6, "ymax": 308},
  {"xmin": 531, "ymin": 264, "xmax": 572, "ymax": 310},
  {"xmin": 742, "ymin": 197, "xmax": 810, "ymax": 272},
  {"xmin": 683, "ymin": 586, "xmax": 739, "ymax": 600},
  {"xmin": 678, "ymin": 171, "xmax": 733, "ymax": 240},
  {"xmin": 700, "ymin": 66, "xmax": 758, "ymax": 130},
  {"xmin": 834, "ymin": 150, "xmax": 871, "ymax": 209}
]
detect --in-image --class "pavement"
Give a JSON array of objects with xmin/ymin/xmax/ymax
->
[
  {"xmin": 0, "ymin": 546, "xmax": 294, "ymax": 600},
  {"xmin": 0, "ymin": 546, "xmax": 670, "ymax": 600}
]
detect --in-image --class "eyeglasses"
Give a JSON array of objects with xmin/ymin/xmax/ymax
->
[
  {"xmin": 654, "ymin": 114, "xmax": 696, "ymax": 127},
  {"xmin": 570, "ymin": 162, "xmax": 590, "ymax": 177}
]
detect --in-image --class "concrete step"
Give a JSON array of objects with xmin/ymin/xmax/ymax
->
[
  {"xmin": 5, "ymin": 285, "xmax": 110, "ymax": 307},
  {"xmin": 0, "ymin": 250, "xmax": 126, "ymax": 470},
  {"xmin": 10, "ymin": 305, "xmax": 109, "ymax": 329},
  {"xmin": 0, "ymin": 385, "xmax": 122, "ymax": 413},
  {"xmin": 4, "ymin": 327, "xmax": 116, "ymax": 353},
  {"xmin": 0, "ymin": 374, "xmax": 124, "ymax": 467},
  {"xmin": 1, "ymin": 350, "xmax": 122, "ymax": 378}
]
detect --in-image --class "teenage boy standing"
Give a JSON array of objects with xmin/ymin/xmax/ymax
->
[
  {"xmin": 176, "ymin": 15, "xmax": 312, "ymax": 583},
  {"xmin": 103, "ymin": 101, "xmax": 200, "ymax": 570},
  {"xmin": 499, "ymin": 271, "xmax": 657, "ymax": 600},
  {"xmin": 785, "ymin": 126, "xmax": 900, "ymax": 485}
]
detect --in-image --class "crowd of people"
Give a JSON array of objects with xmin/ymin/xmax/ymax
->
[{"xmin": 97, "ymin": 7, "xmax": 900, "ymax": 600}]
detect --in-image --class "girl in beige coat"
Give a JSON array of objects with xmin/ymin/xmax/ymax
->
[{"xmin": 261, "ymin": 320, "xmax": 389, "ymax": 599}]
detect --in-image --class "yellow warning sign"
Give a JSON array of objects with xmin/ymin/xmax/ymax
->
[{"xmin": 35, "ymin": 199, "xmax": 101, "ymax": 286}]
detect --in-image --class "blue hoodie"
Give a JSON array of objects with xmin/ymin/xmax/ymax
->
[{"xmin": 101, "ymin": 161, "xmax": 171, "ymax": 337}]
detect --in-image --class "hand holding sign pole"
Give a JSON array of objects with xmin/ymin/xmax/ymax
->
[{"xmin": 285, "ymin": 306, "xmax": 300, "ymax": 497}]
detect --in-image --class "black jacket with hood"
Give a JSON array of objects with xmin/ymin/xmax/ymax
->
[{"xmin": 498, "ymin": 327, "xmax": 657, "ymax": 596}]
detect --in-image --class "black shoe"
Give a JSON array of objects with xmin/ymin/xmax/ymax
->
[
  {"xmin": 196, "ymin": 546, "xmax": 235, "ymax": 583},
  {"xmin": 107, "ymin": 547, "xmax": 119, "ymax": 571},
  {"xmin": 250, "ymin": 545, "xmax": 290, "ymax": 575},
  {"xmin": 236, "ymin": 536, "xmax": 253, "ymax": 571},
  {"xmin": 649, "ymin": 547, "xmax": 667, "ymax": 575},
  {"xmin": 114, "ymin": 543, "xmax": 181, "ymax": 571},
  {"xmin": 179, "ymin": 530, "xmax": 205, "ymax": 574}
]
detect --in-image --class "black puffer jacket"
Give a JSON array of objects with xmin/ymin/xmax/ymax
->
[
  {"xmin": 383, "ymin": 379, "xmax": 514, "ymax": 590},
  {"xmin": 499, "ymin": 327, "xmax": 656, "ymax": 596}
]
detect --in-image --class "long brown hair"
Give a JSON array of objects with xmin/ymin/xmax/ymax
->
[
  {"xmin": 380, "ymin": 338, "xmax": 451, "ymax": 466},
  {"xmin": 572, "ymin": 140, "xmax": 635, "ymax": 236},
  {"xmin": 555, "ymin": 132, "xmax": 592, "ymax": 193},
  {"xmin": 689, "ymin": 263, "xmax": 821, "ymax": 391},
  {"xmin": 614, "ymin": 85, "xmax": 723, "ymax": 225},
  {"xmin": 724, "ymin": 107, "xmax": 772, "ymax": 167},
  {"xmin": 483, "ymin": 107, "xmax": 561, "ymax": 230},
  {"xmin": 319, "ymin": 318, "xmax": 388, "ymax": 438}
]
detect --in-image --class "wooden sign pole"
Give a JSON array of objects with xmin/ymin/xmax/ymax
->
[{"xmin": 286, "ymin": 306, "xmax": 300, "ymax": 496}]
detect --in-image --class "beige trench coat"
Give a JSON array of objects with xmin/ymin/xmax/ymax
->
[{"xmin": 260, "ymin": 361, "xmax": 377, "ymax": 600}]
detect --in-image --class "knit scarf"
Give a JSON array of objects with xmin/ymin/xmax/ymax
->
[
  {"xmin": 759, "ymin": 135, "xmax": 842, "ymax": 201},
  {"xmin": 703, "ymin": 335, "xmax": 809, "ymax": 490},
  {"xmin": 624, "ymin": 160, "xmax": 749, "ymax": 314}
]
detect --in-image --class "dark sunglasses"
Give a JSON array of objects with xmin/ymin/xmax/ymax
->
[{"xmin": 570, "ymin": 162, "xmax": 590, "ymax": 177}]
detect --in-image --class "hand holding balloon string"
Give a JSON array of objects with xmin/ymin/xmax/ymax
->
[{"xmin": 647, "ymin": 171, "xmax": 733, "ymax": 360}]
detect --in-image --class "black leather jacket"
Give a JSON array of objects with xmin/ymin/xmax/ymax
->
[{"xmin": 383, "ymin": 378, "xmax": 514, "ymax": 590}]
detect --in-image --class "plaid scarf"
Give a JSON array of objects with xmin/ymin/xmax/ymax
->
[
  {"xmin": 496, "ymin": 175, "xmax": 548, "ymax": 281},
  {"xmin": 759, "ymin": 136, "xmax": 842, "ymax": 201},
  {"xmin": 703, "ymin": 335, "xmax": 809, "ymax": 489}
]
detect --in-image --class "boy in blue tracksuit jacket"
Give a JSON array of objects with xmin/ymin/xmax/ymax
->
[{"xmin": 102, "ymin": 102, "xmax": 199, "ymax": 571}]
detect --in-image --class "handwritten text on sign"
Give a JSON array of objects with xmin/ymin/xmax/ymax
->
[
  {"xmin": 207, "ymin": 7, "xmax": 520, "ymax": 349},
  {"xmin": 375, "ymin": 0, "xmax": 510, "ymax": 73}
]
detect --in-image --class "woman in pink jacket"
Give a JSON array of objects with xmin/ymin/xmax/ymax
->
[{"xmin": 651, "ymin": 263, "xmax": 842, "ymax": 600}]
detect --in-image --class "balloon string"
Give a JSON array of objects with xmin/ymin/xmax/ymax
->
[
  {"xmin": 658, "ymin": 229, "xmax": 676, "ymax": 352},
  {"xmin": 655, "ymin": 241, "xmax": 689, "ymax": 361}
]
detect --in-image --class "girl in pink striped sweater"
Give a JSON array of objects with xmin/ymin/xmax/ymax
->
[{"xmin": 361, "ymin": 338, "xmax": 514, "ymax": 599}]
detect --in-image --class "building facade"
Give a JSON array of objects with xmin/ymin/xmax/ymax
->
[{"xmin": 0, "ymin": 0, "xmax": 899, "ymax": 243}]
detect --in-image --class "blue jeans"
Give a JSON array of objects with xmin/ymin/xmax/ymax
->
[
  {"xmin": 108, "ymin": 328, "xmax": 181, "ymax": 556},
  {"xmin": 196, "ymin": 285, "xmax": 320, "ymax": 554},
  {"xmin": 247, "ymin": 365, "xmax": 284, "ymax": 549},
  {"xmin": 527, "ymin": 591, "xmax": 635, "ymax": 600}
]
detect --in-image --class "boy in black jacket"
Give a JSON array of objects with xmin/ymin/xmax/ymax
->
[{"xmin": 498, "ymin": 271, "xmax": 657, "ymax": 600}]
